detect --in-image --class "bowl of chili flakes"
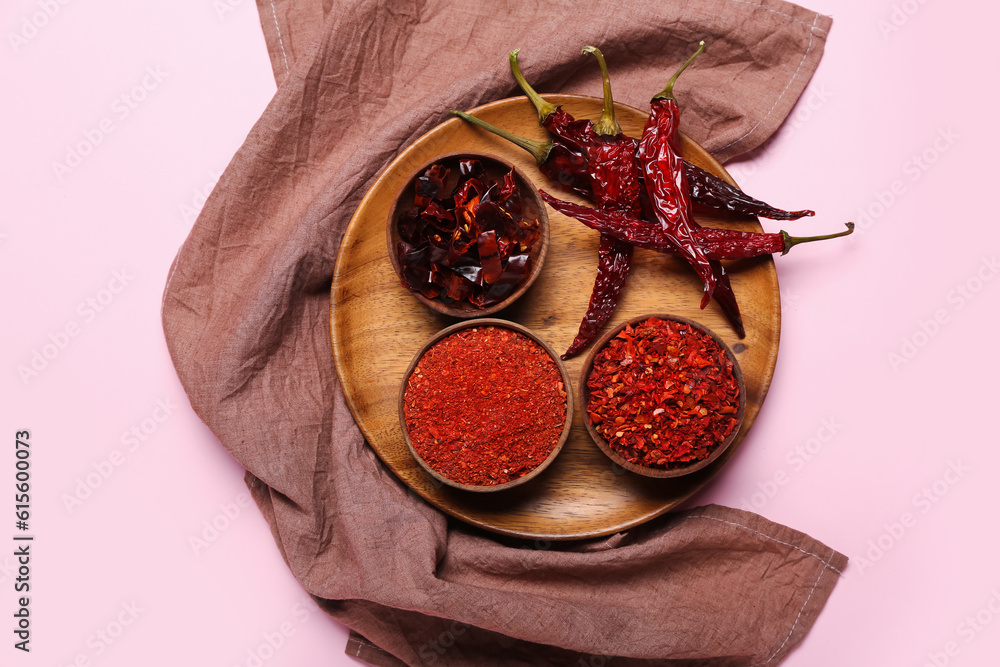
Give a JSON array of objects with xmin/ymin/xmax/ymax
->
[
  {"xmin": 387, "ymin": 152, "xmax": 550, "ymax": 318},
  {"xmin": 398, "ymin": 319, "xmax": 573, "ymax": 492},
  {"xmin": 580, "ymin": 314, "xmax": 746, "ymax": 478}
]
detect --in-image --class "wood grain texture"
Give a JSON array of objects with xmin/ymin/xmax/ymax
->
[{"xmin": 331, "ymin": 94, "xmax": 780, "ymax": 540}]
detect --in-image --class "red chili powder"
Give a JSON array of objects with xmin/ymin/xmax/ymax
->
[
  {"xmin": 403, "ymin": 326, "xmax": 567, "ymax": 486},
  {"xmin": 586, "ymin": 317, "xmax": 740, "ymax": 469}
]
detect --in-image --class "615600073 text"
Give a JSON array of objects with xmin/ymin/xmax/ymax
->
[{"xmin": 13, "ymin": 430, "xmax": 33, "ymax": 652}]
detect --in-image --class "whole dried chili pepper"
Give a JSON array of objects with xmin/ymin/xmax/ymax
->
[
  {"xmin": 638, "ymin": 41, "xmax": 716, "ymax": 308},
  {"xmin": 582, "ymin": 47, "xmax": 642, "ymax": 215},
  {"xmin": 540, "ymin": 190, "xmax": 854, "ymax": 259},
  {"xmin": 511, "ymin": 47, "xmax": 644, "ymax": 356},
  {"xmin": 635, "ymin": 44, "xmax": 742, "ymax": 336},
  {"xmin": 686, "ymin": 162, "xmax": 813, "ymax": 221},
  {"xmin": 695, "ymin": 224, "xmax": 855, "ymax": 257},
  {"xmin": 558, "ymin": 46, "xmax": 638, "ymax": 359}
]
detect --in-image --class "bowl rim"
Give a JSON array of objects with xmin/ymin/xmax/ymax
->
[
  {"xmin": 578, "ymin": 313, "xmax": 746, "ymax": 478},
  {"xmin": 385, "ymin": 151, "xmax": 550, "ymax": 318},
  {"xmin": 397, "ymin": 318, "xmax": 574, "ymax": 492}
]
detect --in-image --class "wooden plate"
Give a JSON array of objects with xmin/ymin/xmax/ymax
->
[{"xmin": 331, "ymin": 94, "xmax": 779, "ymax": 540}]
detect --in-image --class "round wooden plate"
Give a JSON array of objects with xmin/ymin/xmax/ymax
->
[{"xmin": 331, "ymin": 94, "xmax": 779, "ymax": 541}]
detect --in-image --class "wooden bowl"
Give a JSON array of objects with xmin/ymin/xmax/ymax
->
[
  {"xmin": 386, "ymin": 152, "xmax": 550, "ymax": 318},
  {"xmin": 398, "ymin": 319, "xmax": 573, "ymax": 492},
  {"xmin": 579, "ymin": 314, "xmax": 746, "ymax": 478}
]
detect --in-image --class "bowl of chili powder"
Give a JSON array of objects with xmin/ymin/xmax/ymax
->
[
  {"xmin": 399, "ymin": 319, "xmax": 573, "ymax": 491},
  {"xmin": 387, "ymin": 153, "xmax": 550, "ymax": 318},
  {"xmin": 581, "ymin": 315, "xmax": 745, "ymax": 478}
]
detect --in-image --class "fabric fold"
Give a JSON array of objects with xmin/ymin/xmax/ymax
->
[{"xmin": 163, "ymin": 1, "xmax": 843, "ymax": 664}]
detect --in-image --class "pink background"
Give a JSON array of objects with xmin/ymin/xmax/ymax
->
[{"xmin": 3, "ymin": 1, "xmax": 998, "ymax": 665}]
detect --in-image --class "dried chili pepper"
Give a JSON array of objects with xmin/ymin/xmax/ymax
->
[
  {"xmin": 586, "ymin": 317, "xmax": 740, "ymax": 469},
  {"xmin": 557, "ymin": 46, "xmax": 639, "ymax": 359},
  {"xmin": 693, "ymin": 224, "xmax": 856, "ymax": 257},
  {"xmin": 403, "ymin": 326, "xmax": 567, "ymax": 486},
  {"xmin": 396, "ymin": 159, "xmax": 540, "ymax": 308},
  {"xmin": 581, "ymin": 47, "xmax": 642, "ymax": 215},
  {"xmin": 686, "ymin": 161, "xmax": 813, "ymax": 221},
  {"xmin": 638, "ymin": 41, "xmax": 716, "ymax": 308},
  {"xmin": 510, "ymin": 48, "xmax": 644, "ymax": 357},
  {"xmin": 539, "ymin": 191, "xmax": 854, "ymax": 258}
]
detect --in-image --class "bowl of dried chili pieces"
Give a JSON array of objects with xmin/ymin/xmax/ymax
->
[
  {"xmin": 387, "ymin": 153, "xmax": 550, "ymax": 317},
  {"xmin": 398, "ymin": 319, "xmax": 573, "ymax": 491},
  {"xmin": 581, "ymin": 314, "xmax": 745, "ymax": 478}
]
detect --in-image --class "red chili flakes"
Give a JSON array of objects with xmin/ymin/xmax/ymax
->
[
  {"xmin": 403, "ymin": 326, "xmax": 567, "ymax": 486},
  {"xmin": 396, "ymin": 159, "xmax": 541, "ymax": 309},
  {"xmin": 586, "ymin": 317, "xmax": 740, "ymax": 470}
]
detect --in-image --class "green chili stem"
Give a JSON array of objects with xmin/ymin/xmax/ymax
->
[
  {"xmin": 509, "ymin": 49, "xmax": 559, "ymax": 123},
  {"xmin": 780, "ymin": 223, "xmax": 855, "ymax": 255},
  {"xmin": 449, "ymin": 110, "xmax": 553, "ymax": 165},
  {"xmin": 653, "ymin": 40, "xmax": 706, "ymax": 101},
  {"xmin": 582, "ymin": 46, "xmax": 621, "ymax": 137}
]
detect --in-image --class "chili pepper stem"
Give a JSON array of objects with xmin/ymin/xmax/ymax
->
[
  {"xmin": 653, "ymin": 40, "xmax": 706, "ymax": 101},
  {"xmin": 582, "ymin": 46, "xmax": 621, "ymax": 137},
  {"xmin": 780, "ymin": 223, "xmax": 855, "ymax": 255},
  {"xmin": 449, "ymin": 110, "xmax": 553, "ymax": 165},
  {"xmin": 509, "ymin": 49, "xmax": 560, "ymax": 123}
]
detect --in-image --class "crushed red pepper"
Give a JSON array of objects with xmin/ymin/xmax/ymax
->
[
  {"xmin": 586, "ymin": 317, "xmax": 740, "ymax": 469},
  {"xmin": 396, "ymin": 159, "xmax": 541, "ymax": 309},
  {"xmin": 403, "ymin": 326, "xmax": 567, "ymax": 486}
]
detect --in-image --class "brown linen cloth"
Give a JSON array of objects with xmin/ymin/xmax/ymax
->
[{"xmin": 162, "ymin": 1, "xmax": 846, "ymax": 664}]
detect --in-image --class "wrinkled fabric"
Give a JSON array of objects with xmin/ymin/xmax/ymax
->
[
  {"xmin": 256, "ymin": 0, "xmax": 832, "ymax": 161},
  {"xmin": 162, "ymin": 1, "xmax": 844, "ymax": 665}
]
